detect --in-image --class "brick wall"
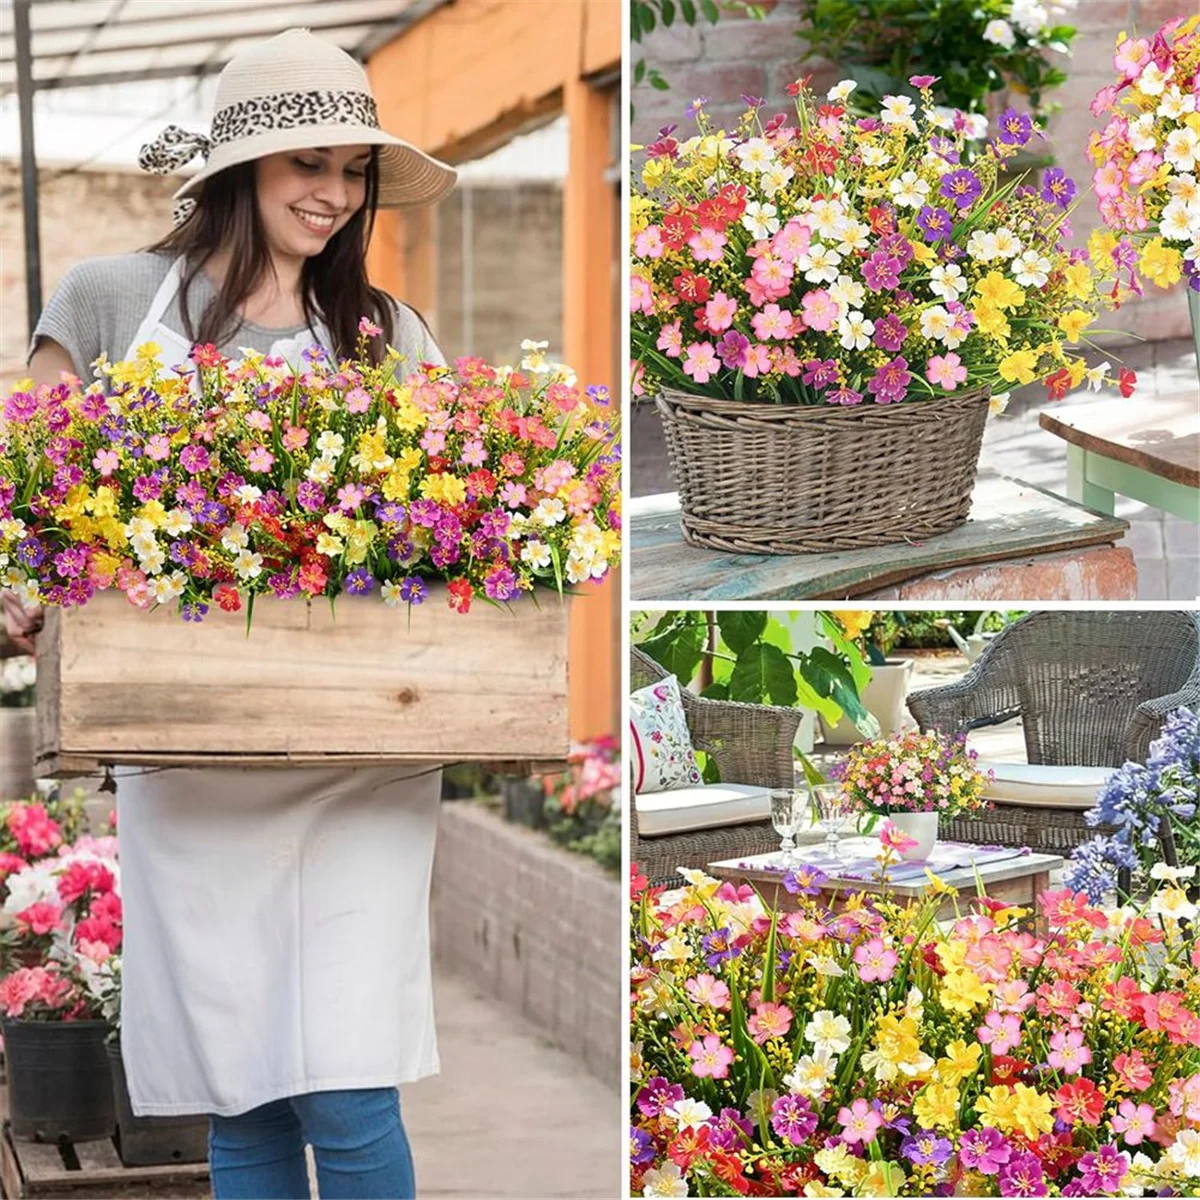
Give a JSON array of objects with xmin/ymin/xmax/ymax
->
[{"xmin": 632, "ymin": 0, "xmax": 1190, "ymax": 342}]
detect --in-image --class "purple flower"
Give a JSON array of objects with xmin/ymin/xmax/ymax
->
[
  {"xmin": 702, "ymin": 927, "xmax": 738, "ymax": 968},
  {"xmin": 770, "ymin": 1094, "xmax": 817, "ymax": 1145},
  {"xmin": 783, "ymin": 865, "xmax": 828, "ymax": 896},
  {"xmin": 929, "ymin": 135, "xmax": 960, "ymax": 164},
  {"xmin": 344, "ymin": 568, "xmax": 375, "ymax": 595},
  {"xmin": 430, "ymin": 543, "xmax": 461, "ymax": 568},
  {"xmin": 825, "ymin": 386, "xmax": 863, "ymax": 406},
  {"xmin": 685, "ymin": 96, "xmax": 710, "ymax": 120},
  {"xmin": 199, "ymin": 501, "xmax": 228, "ymax": 528},
  {"xmin": 630, "ymin": 1127, "xmax": 655, "ymax": 1166},
  {"xmin": 53, "ymin": 546, "xmax": 88, "ymax": 579},
  {"xmin": 901, "ymin": 1130, "xmax": 953, "ymax": 1167},
  {"xmin": 484, "ymin": 565, "xmax": 520, "ymax": 601},
  {"xmin": 1077, "ymin": 1145, "xmax": 1128, "ymax": 1195},
  {"xmin": 998, "ymin": 107, "xmax": 1033, "ymax": 147},
  {"xmin": 637, "ymin": 1078, "xmax": 684, "ymax": 1118},
  {"xmin": 718, "ymin": 330, "xmax": 750, "ymax": 369},
  {"xmin": 879, "ymin": 232, "xmax": 913, "ymax": 268},
  {"xmin": 1041, "ymin": 167, "xmax": 1077, "ymax": 209},
  {"xmin": 4, "ymin": 392, "xmax": 38, "ymax": 424},
  {"xmin": 409, "ymin": 500, "xmax": 441, "ymax": 528},
  {"xmin": 296, "ymin": 481, "xmax": 325, "ymax": 513},
  {"xmin": 740, "ymin": 93, "xmax": 763, "ymax": 108},
  {"xmin": 399, "ymin": 576, "xmax": 427, "ymax": 604},
  {"xmin": 79, "ymin": 393, "xmax": 109, "ymax": 422},
  {"xmin": 181, "ymin": 601, "xmax": 209, "ymax": 622},
  {"xmin": 179, "ymin": 444, "xmax": 210, "ymax": 474},
  {"xmin": 916, "ymin": 205, "xmax": 954, "ymax": 243},
  {"xmin": 16, "ymin": 538, "xmax": 45, "ymax": 569},
  {"xmin": 132, "ymin": 473, "xmax": 164, "ymax": 503},
  {"xmin": 268, "ymin": 571, "xmax": 301, "ymax": 600},
  {"xmin": 998, "ymin": 1151, "xmax": 1047, "ymax": 1197},
  {"xmin": 479, "ymin": 510, "xmax": 511, "ymax": 540},
  {"xmin": 375, "ymin": 501, "xmax": 407, "ymax": 526},
  {"xmin": 862, "ymin": 252, "xmax": 902, "ymax": 292},
  {"xmin": 940, "ymin": 168, "xmax": 982, "ymax": 210},
  {"xmin": 867, "ymin": 356, "xmax": 912, "ymax": 404},
  {"xmin": 176, "ymin": 481, "xmax": 207, "ymax": 506},
  {"xmin": 873, "ymin": 314, "xmax": 908, "ymax": 352},
  {"xmin": 709, "ymin": 1108, "xmax": 753, "ymax": 1151},
  {"xmin": 801, "ymin": 358, "xmax": 840, "ymax": 388}
]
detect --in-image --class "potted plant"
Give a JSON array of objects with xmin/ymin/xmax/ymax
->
[
  {"xmin": 541, "ymin": 735, "xmax": 622, "ymax": 873},
  {"xmin": 832, "ymin": 728, "xmax": 992, "ymax": 859},
  {"xmin": 0, "ymin": 654, "xmax": 36, "ymax": 799},
  {"xmin": 631, "ymin": 78, "xmax": 1131, "ymax": 554},
  {"xmin": 1086, "ymin": 15, "xmax": 1200, "ymax": 386},
  {"xmin": 818, "ymin": 611, "xmax": 912, "ymax": 745}
]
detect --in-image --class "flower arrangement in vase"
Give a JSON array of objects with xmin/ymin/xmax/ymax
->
[
  {"xmin": 831, "ymin": 728, "xmax": 992, "ymax": 860},
  {"xmin": 630, "ymin": 77, "xmax": 1132, "ymax": 553}
]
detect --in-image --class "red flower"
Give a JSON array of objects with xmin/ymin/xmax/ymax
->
[
  {"xmin": 1034, "ymin": 1131, "xmax": 1079, "ymax": 1179},
  {"xmin": 785, "ymin": 74, "xmax": 813, "ymax": 97},
  {"xmin": 213, "ymin": 583, "xmax": 241, "ymax": 612},
  {"xmin": 991, "ymin": 1055, "xmax": 1033, "ymax": 1085},
  {"xmin": 695, "ymin": 197, "xmax": 731, "ymax": 232},
  {"xmin": 427, "ymin": 455, "xmax": 449, "ymax": 474},
  {"xmin": 1119, "ymin": 366, "xmax": 1137, "ymax": 396},
  {"xmin": 667, "ymin": 1124, "xmax": 710, "ymax": 1170},
  {"xmin": 868, "ymin": 205, "xmax": 896, "ymax": 236},
  {"xmin": 662, "ymin": 208, "xmax": 697, "ymax": 251},
  {"xmin": 1054, "ymin": 1077, "xmax": 1105, "ymax": 1127},
  {"xmin": 630, "ymin": 864, "xmax": 649, "ymax": 898},
  {"xmin": 1044, "ymin": 367, "xmax": 1072, "ymax": 401},
  {"xmin": 466, "ymin": 469, "xmax": 497, "ymax": 500},
  {"xmin": 805, "ymin": 141, "xmax": 840, "ymax": 175},
  {"xmin": 189, "ymin": 343, "xmax": 224, "ymax": 369},
  {"xmin": 57, "ymin": 861, "xmax": 116, "ymax": 905},
  {"xmin": 672, "ymin": 270, "xmax": 711, "ymax": 304},
  {"xmin": 89, "ymin": 891, "xmax": 122, "ymax": 926},
  {"xmin": 716, "ymin": 183, "xmax": 747, "ymax": 223},
  {"xmin": 447, "ymin": 578, "xmax": 473, "ymax": 614},
  {"xmin": 708, "ymin": 1148, "xmax": 751, "ymax": 1195}
]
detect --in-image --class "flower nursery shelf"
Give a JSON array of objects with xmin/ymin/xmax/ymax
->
[{"xmin": 34, "ymin": 590, "xmax": 569, "ymax": 777}]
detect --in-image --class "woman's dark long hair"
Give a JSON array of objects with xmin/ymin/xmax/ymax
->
[{"xmin": 145, "ymin": 146, "xmax": 396, "ymax": 365}]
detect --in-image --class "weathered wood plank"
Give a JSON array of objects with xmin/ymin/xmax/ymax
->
[
  {"xmin": 630, "ymin": 470, "xmax": 1129, "ymax": 600},
  {"xmin": 1040, "ymin": 392, "xmax": 1200, "ymax": 488},
  {"xmin": 35, "ymin": 588, "xmax": 570, "ymax": 774}
]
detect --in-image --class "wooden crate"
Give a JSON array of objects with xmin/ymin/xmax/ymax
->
[{"xmin": 34, "ymin": 589, "xmax": 569, "ymax": 776}]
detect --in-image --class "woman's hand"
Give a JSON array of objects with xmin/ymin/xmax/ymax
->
[{"xmin": 1, "ymin": 591, "xmax": 43, "ymax": 656}]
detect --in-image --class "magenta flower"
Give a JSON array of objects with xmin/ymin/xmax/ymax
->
[
  {"xmin": 867, "ymin": 356, "xmax": 912, "ymax": 404},
  {"xmin": 1077, "ymin": 1145, "xmax": 1128, "ymax": 1194},
  {"xmin": 3, "ymin": 392, "xmax": 37, "ymax": 424},
  {"xmin": 801, "ymin": 359, "xmax": 839, "ymax": 388},
  {"xmin": 862, "ymin": 251, "xmax": 902, "ymax": 292},
  {"xmin": 998, "ymin": 1151, "xmax": 1047, "ymax": 1197},
  {"xmin": 826, "ymin": 385, "xmax": 863, "ymax": 406},
  {"xmin": 688, "ymin": 1034, "xmax": 734, "ymax": 1079},
  {"xmin": 771, "ymin": 1094, "xmax": 817, "ymax": 1145},
  {"xmin": 358, "ymin": 316, "xmax": 382, "ymax": 337},
  {"xmin": 837, "ymin": 1097, "xmax": 883, "ymax": 1145},
  {"xmin": 636, "ymin": 1077, "xmax": 684, "ymax": 1118},
  {"xmin": 179, "ymin": 444, "xmax": 211, "ymax": 474},
  {"xmin": 718, "ymin": 330, "xmax": 750, "ymax": 370},
  {"xmin": 854, "ymin": 937, "xmax": 899, "ymax": 982},
  {"xmin": 960, "ymin": 1128, "xmax": 1012, "ymax": 1175},
  {"xmin": 873, "ymin": 314, "xmax": 908, "ymax": 352},
  {"xmin": 909, "ymin": 74, "xmax": 939, "ymax": 89}
]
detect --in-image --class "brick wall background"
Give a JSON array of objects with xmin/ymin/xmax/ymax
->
[{"xmin": 632, "ymin": 0, "xmax": 1191, "ymax": 342}]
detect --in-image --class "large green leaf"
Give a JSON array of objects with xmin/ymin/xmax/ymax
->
[
  {"xmin": 729, "ymin": 643, "xmax": 798, "ymax": 707},
  {"xmin": 717, "ymin": 611, "xmax": 767, "ymax": 654},
  {"xmin": 638, "ymin": 615, "xmax": 706, "ymax": 685},
  {"xmin": 801, "ymin": 646, "xmax": 875, "ymax": 732}
]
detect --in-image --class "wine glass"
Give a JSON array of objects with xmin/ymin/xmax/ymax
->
[
  {"xmin": 769, "ymin": 789, "xmax": 800, "ymax": 868},
  {"xmin": 812, "ymin": 783, "xmax": 854, "ymax": 862}
]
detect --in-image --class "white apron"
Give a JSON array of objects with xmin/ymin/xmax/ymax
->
[{"xmin": 116, "ymin": 261, "xmax": 441, "ymax": 1117}]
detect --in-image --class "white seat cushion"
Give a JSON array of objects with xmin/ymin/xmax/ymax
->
[
  {"xmin": 979, "ymin": 761, "xmax": 1111, "ymax": 810},
  {"xmin": 636, "ymin": 783, "xmax": 771, "ymax": 837}
]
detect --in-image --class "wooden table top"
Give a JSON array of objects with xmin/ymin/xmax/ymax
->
[
  {"xmin": 1039, "ymin": 392, "xmax": 1200, "ymax": 489},
  {"xmin": 630, "ymin": 469, "xmax": 1129, "ymax": 600}
]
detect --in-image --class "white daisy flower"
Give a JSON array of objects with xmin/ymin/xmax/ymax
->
[
  {"xmin": 860, "ymin": 144, "xmax": 892, "ymax": 168},
  {"xmin": 521, "ymin": 540, "xmax": 552, "ymax": 570},
  {"xmin": 1160, "ymin": 199, "xmax": 1198, "ymax": 242},
  {"xmin": 929, "ymin": 262, "xmax": 966, "ymax": 301},
  {"xmin": 1158, "ymin": 85, "xmax": 1196, "ymax": 120},
  {"xmin": 838, "ymin": 311, "xmax": 874, "ymax": 351},
  {"xmin": 735, "ymin": 137, "xmax": 775, "ymax": 172},
  {"xmin": 760, "ymin": 162, "xmax": 795, "ymax": 197},
  {"xmin": 919, "ymin": 305, "xmax": 956, "ymax": 343},
  {"xmin": 991, "ymin": 227, "xmax": 1023, "ymax": 259},
  {"xmin": 1137, "ymin": 61, "xmax": 1173, "ymax": 97},
  {"xmin": 830, "ymin": 273, "xmax": 867, "ymax": 310},
  {"xmin": 827, "ymin": 80, "xmax": 857, "ymax": 102},
  {"xmin": 1128, "ymin": 113, "xmax": 1158, "ymax": 154},
  {"xmin": 967, "ymin": 230, "xmax": 1000, "ymax": 261},
  {"xmin": 983, "ymin": 18, "xmax": 1015, "ymax": 49},
  {"xmin": 808, "ymin": 198, "xmax": 845, "ymax": 240},
  {"xmin": 889, "ymin": 170, "xmax": 930, "ymax": 208},
  {"xmin": 880, "ymin": 95, "xmax": 916, "ymax": 126},
  {"xmin": 798, "ymin": 242, "xmax": 842, "ymax": 283},
  {"xmin": 220, "ymin": 522, "xmax": 249, "ymax": 552},
  {"xmin": 836, "ymin": 220, "xmax": 872, "ymax": 255},
  {"xmin": 316, "ymin": 430, "xmax": 345, "ymax": 458},
  {"xmin": 1165, "ymin": 128, "xmax": 1199, "ymax": 173},
  {"xmin": 742, "ymin": 200, "xmax": 780, "ymax": 239},
  {"xmin": 1013, "ymin": 248, "xmax": 1052, "ymax": 287}
]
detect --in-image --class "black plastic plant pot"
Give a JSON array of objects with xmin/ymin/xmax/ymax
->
[
  {"xmin": 1, "ymin": 1018, "xmax": 116, "ymax": 1143},
  {"xmin": 107, "ymin": 1042, "xmax": 210, "ymax": 1166}
]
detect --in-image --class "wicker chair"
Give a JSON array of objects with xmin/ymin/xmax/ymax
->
[
  {"xmin": 907, "ymin": 610, "xmax": 1200, "ymax": 860},
  {"xmin": 631, "ymin": 645, "xmax": 802, "ymax": 887}
]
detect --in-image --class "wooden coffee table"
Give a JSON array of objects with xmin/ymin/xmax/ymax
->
[{"xmin": 708, "ymin": 838, "xmax": 1063, "ymax": 924}]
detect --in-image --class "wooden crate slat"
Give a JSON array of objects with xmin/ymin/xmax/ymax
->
[
  {"xmin": 8, "ymin": 1140, "xmax": 66, "ymax": 1183},
  {"xmin": 64, "ymin": 1139, "xmax": 122, "ymax": 1172}
]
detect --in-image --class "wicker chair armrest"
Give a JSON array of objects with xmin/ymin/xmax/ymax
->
[
  {"xmin": 1123, "ymin": 675, "xmax": 1200, "ymax": 761},
  {"xmin": 685, "ymin": 694, "xmax": 801, "ymax": 790},
  {"xmin": 907, "ymin": 677, "xmax": 1015, "ymax": 736}
]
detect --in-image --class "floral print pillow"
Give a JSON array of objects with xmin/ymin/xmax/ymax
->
[{"xmin": 630, "ymin": 675, "xmax": 703, "ymax": 794}]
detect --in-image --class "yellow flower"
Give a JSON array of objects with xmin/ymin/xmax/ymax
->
[
  {"xmin": 936, "ymin": 1040, "xmax": 982, "ymax": 1087},
  {"xmin": 1011, "ymin": 1083, "xmax": 1057, "ymax": 1140},
  {"xmin": 976, "ymin": 1085, "xmax": 1021, "ymax": 1134},
  {"xmin": 642, "ymin": 158, "xmax": 670, "ymax": 189},
  {"xmin": 940, "ymin": 967, "xmax": 992, "ymax": 1014},
  {"xmin": 1088, "ymin": 228, "xmax": 1119, "ymax": 265},
  {"xmin": 913, "ymin": 1081, "xmax": 960, "ymax": 1131},
  {"xmin": 997, "ymin": 348, "xmax": 1039, "ymax": 386},
  {"xmin": 390, "ymin": 389, "xmax": 426, "ymax": 433},
  {"xmin": 815, "ymin": 1145, "xmax": 867, "ymax": 1188},
  {"xmin": 1139, "ymin": 238, "xmax": 1183, "ymax": 289},
  {"xmin": 381, "ymin": 468, "xmax": 412, "ymax": 502},
  {"xmin": 833, "ymin": 610, "xmax": 873, "ymax": 639},
  {"xmin": 909, "ymin": 239, "xmax": 937, "ymax": 267},
  {"xmin": 90, "ymin": 551, "xmax": 121, "ymax": 587},
  {"xmin": 315, "ymin": 532, "xmax": 344, "ymax": 557},
  {"xmin": 86, "ymin": 486, "xmax": 118, "ymax": 518},
  {"xmin": 1057, "ymin": 310, "xmax": 1094, "ymax": 343},
  {"xmin": 860, "ymin": 1162, "xmax": 905, "ymax": 1198},
  {"xmin": 630, "ymin": 194, "xmax": 654, "ymax": 235},
  {"xmin": 419, "ymin": 473, "xmax": 467, "ymax": 507},
  {"xmin": 803, "ymin": 1185, "xmax": 845, "ymax": 1199},
  {"xmin": 1068, "ymin": 358, "xmax": 1088, "ymax": 387},
  {"xmin": 972, "ymin": 301, "xmax": 1011, "ymax": 342},
  {"xmin": 1061, "ymin": 260, "xmax": 1094, "ymax": 302},
  {"xmin": 974, "ymin": 272, "xmax": 1026, "ymax": 311}
]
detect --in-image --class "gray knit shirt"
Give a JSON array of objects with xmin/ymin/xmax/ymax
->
[{"xmin": 29, "ymin": 250, "xmax": 443, "ymax": 375}]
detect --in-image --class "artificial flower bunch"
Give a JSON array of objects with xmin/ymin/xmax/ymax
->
[
  {"xmin": 831, "ymin": 729, "xmax": 993, "ymax": 818},
  {"xmin": 0, "ymin": 796, "xmax": 120, "ymax": 1023},
  {"xmin": 0, "ymin": 326, "xmax": 621, "ymax": 621},
  {"xmin": 1088, "ymin": 15, "xmax": 1200, "ymax": 294},
  {"xmin": 1066, "ymin": 707, "xmax": 1199, "ymax": 902},
  {"xmin": 0, "ymin": 790, "xmax": 88, "ymax": 899},
  {"xmin": 630, "ymin": 868, "xmax": 1200, "ymax": 1197},
  {"xmin": 632, "ymin": 78, "xmax": 1135, "ymax": 409}
]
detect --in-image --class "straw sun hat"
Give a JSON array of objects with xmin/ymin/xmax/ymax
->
[{"xmin": 139, "ymin": 28, "xmax": 457, "ymax": 222}]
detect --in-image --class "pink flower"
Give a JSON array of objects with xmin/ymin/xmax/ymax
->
[
  {"xmin": 0, "ymin": 970, "xmax": 40, "ymax": 1018},
  {"xmin": 879, "ymin": 820, "xmax": 918, "ymax": 853},
  {"xmin": 345, "ymin": 387, "xmax": 371, "ymax": 414},
  {"xmin": 978, "ymin": 1010, "xmax": 1023, "ymax": 1055},
  {"xmin": 927, "ymin": 352, "xmax": 967, "ymax": 390},
  {"xmin": 854, "ymin": 937, "xmax": 899, "ymax": 983},
  {"xmin": 683, "ymin": 342, "xmax": 720, "ymax": 384},
  {"xmin": 1047, "ymin": 1028, "xmax": 1093, "ymax": 1074},
  {"xmin": 800, "ymin": 289, "xmax": 838, "ymax": 332},
  {"xmin": 688, "ymin": 226, "xmax": 727, "ymax": 263},
  {"xmin": 689, "ymin": 1034, "xmax": 735, "ymax": 1079},
  {"xmin": 1114, "ymin": 1050, "xmax": 1154, "ymax": 1092},
  {"xmin": 704, "ymin": 292, "xmax": 738, "ymax": 333},
  {"xmin": 1090, "ymin": 85, "xmax": 1120, "ymax": 118},
  {"xmin": 752, "ymin": 303, "xmax": 795, "ymax": 340},
  {"xmin": 685, "ymin": 973, "xmax": 731, "ymax": 1009},
  {"xmin": 837, "ymin": 1098, "xmax": 883, "ymax": 1145},
  {"xmin": 656, "ymin": 320, "xmax": 683, "ymax": 358},
  {"xmin": 92, "ymin": 447, "xmax": 119, "ymax": 476},
  {"xmin": 771, "ymin": 219, "xmax": 811, "ymax": 263},
  {"xmin": 742, "ymin": 343, "xmax": 773, "ymax": 378},
  {"xmin": 747, "ymin": 1001, "xmax": 793, "ymax": 1045},
  {"xmin": 1113, "ymin": 36, "xmax": 1151, "ymax": 79},
  {"xmin": 634, "ymin": 225, "xmax": 664, "ymax": 259},
  {"xmin": 15, "ymin": 901, "xmax": 65, "ymax": 937},
  {"xmin": 246, "ymin": 445, "xmax": 275, "ymax": 472},
  {"xmin": 145, "ymin": 433, "xmax": 171, "ymax": 461},
  {"xmin": 1111, "ymin": 1099, "xmax": 1156, "ymax": 1146},
  {"xmin": 909, "ymin": 75, "xmax": 939, "ymax": 89},
  {"xmin": 630, "ymin": 275, "xmax": 654, "ymax": 314},
  {"xmin": 358, "ymin": 316, "xmax": 382, "ymax": 337},
  {"xmin": 282, "ymin": 424, "xmax": 309, "ymax": 451}
]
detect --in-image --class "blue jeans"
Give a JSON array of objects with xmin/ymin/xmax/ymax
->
[{"xmin": 208, "ymin": 1088, "xmax": 415, "ymax": 1200}]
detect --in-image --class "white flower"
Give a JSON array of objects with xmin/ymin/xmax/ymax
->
[
  {"xmin": 651, "ymin": 933, "xmax": 692, "ymax": 962},
  {"xmin": 1158, "ymin": 85, "xmax": 1196, "ymax": 120},
  {"xmin": 520, "ymin": 540, "xmax": 552, "ymax": 570},
  {"xmin": 1149, "ymin": 887, "xmax": 1199, "ymax": 923},
  {"xmin": 989, "ymin": 391, "xmax": 1011, "ymax": 416},
  {"xmin": 919, "ymin": 305, "xmax": 956, "ymax": 343},
  {"xmin": 1160, "ymin": 199, "xmax": 1199, "ymax": 243},
  {"xmin": 566, "ymin": 552, "xmax": 605, "ymax": 584},
  {"xmin": 220, "ymin": 522, "xmax": 249, "ymax": 553},
  {"xmin": 835, "ymin": 220, "xmax": 871, "ymax": 255},
  {"xmin": 1167, "ymin": 1128, "xmax": 1200, "ymax": 1177},
  {"xmin": 983, "ymin": 18, "xmax": 1015, "ymax": 49},
  {"xmin": 808, "ymin": 198, "xmax": 846, "ymax": 240},
  {"xmin": 830, "ymin": 273, "xmax": 867, "ymax": 310},
  {"xmin": 806, "ymin": 953, "xmax": 845, "ymax": 977},
  {"xmin": 124, "ymin": 515, "xmax": 155, "ymax": 540},
  {"xmin": 162, "ymin": 508, "xmax": 193, "ymax": 537},
  {"xmin": 2, "ymin": 860, "xmax": 61, "ymax": 917},
  {"xmin": 967, "ymin": 230, "xmax": 1000, "ymax": 261},
  {"xmin": 760, "ymin": 162, "xmax": 795, "ymax": 197},
  {"xmin": 992, "ymin": 227, "xmax": 1022, "ymax": 259},
  {"xmin": 860, "ymin": 144, "xmax": 891, "ymax": 168},
  {"xmin": 234, "ymin": 549, "xmax": 264, "ymax": 581},
  {"xmin": 1013, "ymin": 248, "xmax": 1052, "ymax": 287},
  {"xmin": 0, "ymin": 517, "xmax": 27, "ymax": 541},
  {"xmin": 316, "ymin": 430, "xmax": 345, "ymax": 458},
  {"xmin": 305, "ymin": 457, "xmax": 333, "ymax": 485},
  {"xmin": 798, "ymin": 243, "xmax": 842, "ymax": 284},
  {"xmin": 838, "ymin": 311, "xmax": 875, "ymax": 351},
  {"xmin": 1137, "ymin": 61, "xmax": 1173, "ymax": 97},
  {"xmin": 1150, "ymin": 862, "xmax": 1198, "ymax": 881},
  {"xmin": 1085, "ymin": 361, "xmax": 1111, "ymax": 391},
  {"xmin": 1165, "ymin": 128, "xmax": 1200, "ymax": 174},
  {"xmin": 235, "ymin": 484, "xmax": 263, "ymax": 505},
  {"xmin": 880, "ymin": 95, "xmax": 916, "ymax": 127},
  {"xmin": 150, "ymin": 572, "xmax": 186, "ymax": 604},
  {"xmin": 735, "ymin": 137, "xmax": 775, "ymax": 172},
  {"xmin": 13, "ymin": 578, "xmax": 39, "ymax": 606},
  {"xmin": 889, "ymin": 170, "xmax": 930, "ymax": 208},
  {"xmin": 381, "ymin": 580, "xmax": 403, "ymax": 607},
  {"xmin": 1010, "ymin": 0, "xmax": 1048, "ymax": 36},
  {"xmin": 963, "ymin": 113, "xmax": 989, "ymax": 140},
  {"xmin": 533, "ymin": 497, "xmax": 567, "ymax": 527},
  {"xmin": 519, "ymin": 338, "xmax": 548, "ymax": 353},
  {"xmin": 667, "ymin": 1098, "xmax": 713, "ymax": 1130},
  {"xmin": 1128, "ymin": 114, "xmax": 1158, "ymax": 154},
  {"xmin": 742, "ymin": 200, "xmax": 780, "ymax": 239},
  {"xmin": 929, "ymin": 263, "xmax": 966, "ymax": 301},
  {"xmin": 784, "ymin": 1047, "xmax": 838, "ymax": 1099},
  {"xmin": 827, "ymin": 80, "xmax": 857, "ymax": 102},
  {"xmin": 1168, "ymin": 172, "xmax": 1199, "ymax": 204},
  {"xmin": 140, "ymin": 546, "xmax": 166, "ymax": 576},
  {"xmin": 805, "ymin": 1010, "xmax": 852, "ymax": 1055},
  {"xmin": 642, "ymin": 1161, "xmax": 689, "ymax": 1198},
  {"xmin": 929, "ymin": 105, "xmax": 957, "ymax": 131}
]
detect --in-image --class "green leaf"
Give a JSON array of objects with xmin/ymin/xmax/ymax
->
[
  {"xmin": 649, "ymin": 72, "xmax": 671, "ymax": 90},
  {"xmin": 661, "ymin": 0, "xmax": 676, "ymax": 25},
  {"xmin": 700, "ymin": 0, "xmax": 719, "ymax": 22},
  {"xmin": 639, "ymin": 619, "xmax": 706, "ymax": 685},
  {"xmin": 761, "ymin": 908, "xmax": 779, "ymax": 1004},
  {"xmin": 800, "ymin": 646, "xmax": 875, "ymax": 731},
  {"xmin": 634, "ymin": 57, "xmax": 646, "ymax": 84},
  {"xmin": 729, "ymin": 642, "xmax": 798, "ymax": 707},
  {"xmin": 680, "ymin": 0, "xmax": 696, "ymax": 22},
  {"xmin": 701, "ymin": 680, "xmax": 729, "ymax": 701},
  {"xmin": 717, "ymin": 610, "xmax": 767, "ymax": 654}
]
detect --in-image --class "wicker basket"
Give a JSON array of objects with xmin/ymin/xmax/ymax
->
[{"xmin": 656, "ymin": 386, "xmax": 991, "ymax": 554}]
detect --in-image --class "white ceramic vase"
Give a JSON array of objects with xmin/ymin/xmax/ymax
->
[
  {"xmin": 884, "ymin": 811, "xmax": 938, "ymax": 862},
  {"xmin": 820, "ymin": 659, "xmax": 914, "ymax": 745}
]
